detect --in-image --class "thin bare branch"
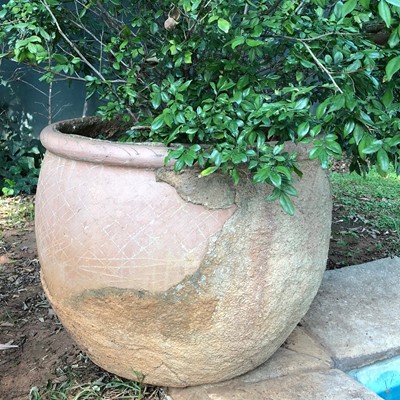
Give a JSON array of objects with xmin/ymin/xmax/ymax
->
[
  {"xmin": 69, "ymin": 20, "xmax": 129, "ymax": 69},
  {"xmin": 16, "ymin": 78, "xmax": 48, "ymax": 97},
  {"xmin": 130, "ymin": 125, "xmax": 151, "ymax": 130},
  {"xmin": 265, "ymin": 0, "xmax": 284, "ymax": 15},
  {"xmin": 95, "ymin": 0, "xmax": 127, "ymax": 33},
  {"xmin": 299, "ymin": 40, "xmax": 343, "ymax": 93},
  {"xmin": 0, "ymin": 343, "xmax": 18, "ymax": 350},
  {"xmin": 40, "ymin": 0, "xmax": 107, "ymax": 82},
  {"xmin": 187, "ymin": 0, "xmax": 212, "ymax": 35}
]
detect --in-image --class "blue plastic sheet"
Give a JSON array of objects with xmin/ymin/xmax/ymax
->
[{"xmin": 348, "ymin": 356, "xmax": 400, "ymax": 400}]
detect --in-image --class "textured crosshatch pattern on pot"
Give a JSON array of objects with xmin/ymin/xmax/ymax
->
[{"xmin": 36, "ymin": 151, "xmax": 237, "ymax": 295}]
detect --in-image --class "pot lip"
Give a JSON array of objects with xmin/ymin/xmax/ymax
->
[
  {"xmin": 40, "ymin": 116, "xmax": 312, "ymax": 168},
  {"xmin": 40, "ymin": 117, "xmax": 173, "ymax": 168}
]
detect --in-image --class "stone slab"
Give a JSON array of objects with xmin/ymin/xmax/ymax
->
[
  {"xmin": 302, "ymin": 257, "xmax": 400, "ymax": 370},
  {"xmin": 236, "ymin": 326, "xmax": 332, "ymax": 384},
  {"xmin": 169, "ymin": 369, "xmax": 381, "ymax": 400}
]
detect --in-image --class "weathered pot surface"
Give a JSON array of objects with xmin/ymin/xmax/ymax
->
[{"xmin": 35, "ymin": 117, "xmax": 332, "ymax": 387}]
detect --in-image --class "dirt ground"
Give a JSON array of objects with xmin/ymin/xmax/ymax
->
[{"xmin": 0, "ymin": 195, "xmax": 396, "ymax": 400}]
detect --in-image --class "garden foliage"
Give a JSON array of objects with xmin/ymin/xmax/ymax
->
[
  {"xmin": 0, "ymin": 0, "xmax": 399, "ymax": 213},
  {"xmin": 0, "ymin": 92, "xmax": 43, "ymax": 195}
]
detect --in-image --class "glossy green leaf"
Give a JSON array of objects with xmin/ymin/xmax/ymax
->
[
  {"xmin": 386, "ymin": 56, "xmax": 400, "ymax": 81},
  {"xmin": 382, "ymin": 86, "xmax": 394, "ymax": 107},
  {"xmin": 201, "ymin": 166, "xmax": 218, "ymax": 177},
  {"xmin": 297, "ymin": 122, "xmax": 310, "ymax": 140},
  {"xmin": 166, "ymin": 146, "xmax": 185, "ymax": 161},
  {"xmin": 177, "ymin": 80, "xmax": 192, "ymax": 92},
  {"xmin": 231, "ymin": 36, "xmax": 245, "ymax": 49},
  {"xmin": 378, "ymin": 0, "xmax": 391, "ymax": 27},
  {"xmin": 266, "ymin": 188, "xmax": 280, "ymax": 202},
  {"xmin": 316, "ymin": 101, "xmax": 328, "ymax": 119},
  {"xmin": 253, "ymin": 166, "xmax": 271, "ymax": 183},
  {"xmin": 231, "ymin": 169, "xmax": 240, "ymax": 184},
  {"xmin": 388, "ymin": 135, "xmax": 400, "ymax": 146},
  {"xmin": 151, "ymin": 114, "xmax": 165, "ymax": 130},
  {"xmin": 343, "ymin": 121, "xmax": 355, "ymax": 137},
  {"xmin": 377, "ymin": 148, "xmax": 390, "ymax": 174},
  {"xmin": 282, "ymin": 184, "xmax": 298, "ymax": 197},
  {"xmin": 345, "ymin": 59, "xmax": 362, "ymax": 73},
  {"xmin": 246, "ymin": 39, "xmax": 264, "ymax": 47},
  {"xmin": 310, "ymin": 125, "xmax": 322, "ymax": 137},
  {"xmin": 293, "ymin": 97, "xmax": 309, "ymax": 110},
  {"xmin": 326, "ymin": 140, "xmax": 342, "ymax": 155},
  {"xmin": 273, "ymin": 144, "xmax": 284, "ymax": 155},
  {"xmin": 333, "ymin": 1, "xmax": 344, "ymax": 19},
  {"xmin": 353, "ymin": 124, "xmax": 365, "ymax": 145},
  {"xmin": 388, "ymin": 29, "xmax": 400, "ymax": 48},
  {"xmin": 217, "ymin": 18, "xmax": 231, "ymax": 33},
  {"xmin": 275, "ymin": 166, "xmax": 292, "ymax": 179},
  {"xmin": 53, "ymin": 54, "xmax": 68, "ymax": 64},
  {"xmin": 385, "ymin": 0, "xmax": 400, "ymax": 6},
  {"xmin": 362, "ymin": 139, "xmax": 383, "ymax": 154},
  {"xmin": 319, "ymin": 149, "xmax": 329, "ymax": 169},
  {"xmin": 279, "ymin": 193, "xmax": 295, "ymax": 216},
  {"xmin": 151, "ymin": 91, "xmax": 161, "ymax": 109},
  {"xmin": 309, "ymin": 146, "xmax": 323, "ymax": 160},
  {"xmin": 342, "ymin": 0, "xmax": 358, "ymax": 16},
  {"xmin": 175, "ymin": 112, "xmax": 186, "ymax": 123},
  {"xmin": 184, "ymin": 51, "xmax": 192, "ymax": 64},
  {"xmin": 334, "ymin": 51, "xmax": 344, "ymax": 64},
  {"xmin": 269, "ymin": 171, "xmax": 282, "ymax": 188}
]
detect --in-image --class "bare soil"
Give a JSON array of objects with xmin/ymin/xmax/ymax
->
[{"xmin": 0, "ymin": 194, "xmax": 395, "ymax": 400}]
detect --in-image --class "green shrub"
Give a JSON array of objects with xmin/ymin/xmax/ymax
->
[{"xmin": 0, "ymin": 100, "xmax": 43, "ymax": 195}]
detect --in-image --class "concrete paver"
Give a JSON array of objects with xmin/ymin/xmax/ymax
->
[
  {"xmin": 237, "ymin": 326, "xmax": 332, "ymax": 384},
  {"xmin": 169, "ymin": 370, "xmax": 381, "ymax": 399},
  {"xmin": 302, "ymin": 257, "xmax": 400, "ymax": 370}
]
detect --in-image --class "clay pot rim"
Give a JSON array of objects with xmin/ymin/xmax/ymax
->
[
  {"xmin": 40, "ymin": 117, "xmax": 172, "ymax": 168},
  {"xmin": 40, "ymin": 117, "xmax": 311, "ymax": 168}
]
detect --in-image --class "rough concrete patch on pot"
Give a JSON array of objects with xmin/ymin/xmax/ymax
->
[
  {"xmin": 59, "ymin": 283, "xmax": 221, "ymax": 385},
  {"xmin": 155, "ymin": 168, "xmax": 236, "ymax": 209},
  {"xmin": 71, "ymin": 284, "xmax": 219, "ymax": 339}
]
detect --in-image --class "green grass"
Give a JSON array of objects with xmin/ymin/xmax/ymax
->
[
  {"xmin": 28, "ymin": 367, "xmax": 162, "ymax": 400},
  {"xmin": 330, "ymin": 168, "xmax": 400, "ymax": 232},
  {"xmin": 27, "ymin": 354, "xmax": 164, "ymax": 399},
  {"xmin": 0, "ymin": 195, "xmax": 35, "ymax": 229}
]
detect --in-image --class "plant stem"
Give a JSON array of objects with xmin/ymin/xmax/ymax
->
[
  {"xmin": 40, "ymin": 0, "xmax": 107, "ymax": 82},
  {"xmin": 299, "ymin": 40, "xmax": 343, "ymax": 93}
]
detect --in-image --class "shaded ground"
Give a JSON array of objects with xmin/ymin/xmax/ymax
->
[
  {"xmin": 328, "ymin": 206, "xmax": 397, "ymax": 269},
  {"xmin": 0, "ymin": 190, "xmax": 398, "ymax": 399},
  {"xmin": 0, "ymin": 198, "xmax": 79, "ymax": 400}
]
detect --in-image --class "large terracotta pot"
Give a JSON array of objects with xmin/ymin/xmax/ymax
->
[{"xmin": 35, "ymin": 117, "xmax": 332, "ymax": 387}]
